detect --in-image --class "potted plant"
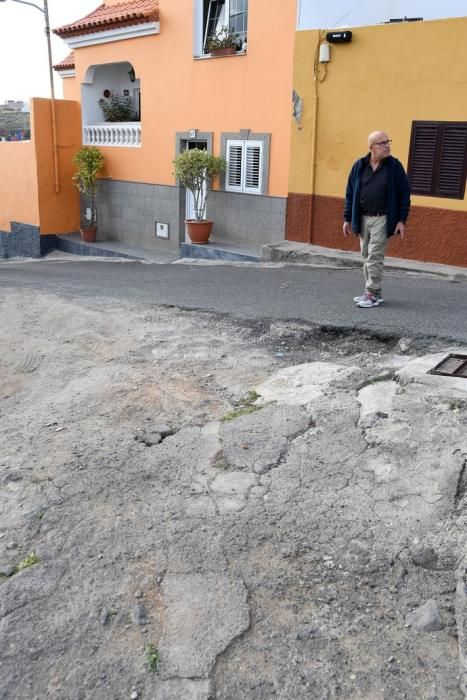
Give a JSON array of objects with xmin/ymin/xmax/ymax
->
[
  {"xmin": 72, "ymin": 146, "xmax": 105, "ymax": 242},
  {"xmin": 205, "ymin": 25, "xmax": 240, "ymax": 56},
  {"xmin": 98, "ymin": 92, "xmax": 138, "ymax": 122},
  {"xmin": 173, "ymin": 148, "xmax": 226, "ymax": 244}
]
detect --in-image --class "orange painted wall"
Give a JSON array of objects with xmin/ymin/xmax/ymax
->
[
  {"xmin": 0, "ymin": 140, "xmax": 39, "ymax": 232},
  {"xmin": 61, "ymin": 0, "xmax": 296, "ymax": 196},
  {"xmin": 0, "ymin": 99, "xmax": 81, "ymax": 235},
  {"xmin": 32, "ymin": 98, "xmax": 81, "ymax": 234}
]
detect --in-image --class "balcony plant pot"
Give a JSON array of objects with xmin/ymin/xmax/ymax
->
[
  {"xmin": 80, "ymin": 225, "xmax": 97, "ymax": 243},
  {"xmin": 210, "ymin": 47, "xmax": 236, "ymax": 57},
  {"xmin": 185, "ymin": 219, "xmax": 213, "ymax": 244},
  {"xmin": 205, "ymin": 25, "xmax": 239, "ymax": 57}
]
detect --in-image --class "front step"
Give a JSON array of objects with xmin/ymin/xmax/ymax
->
[{"xmin": 180, "ymin": 242, "xmax": 259, "ymax": 262}]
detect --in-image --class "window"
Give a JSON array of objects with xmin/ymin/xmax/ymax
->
[
  {"xmin": 203, "ymin": 0, "xmax": 247, "ymax": 53},
  {"xmin": 133, "ymin": 88, "xmax": 141, "ymax": 121},
  {"xmin": 408, "ymin": 121, "xmax": 467, "ymax": 199},
  {"xmin": 225, "ymin": 139, "xmax": 263, "ymax": 194}
]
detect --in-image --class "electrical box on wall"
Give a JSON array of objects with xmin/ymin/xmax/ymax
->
[
  {"xmin": 326, "ymin": 30, "xmax": 352, "ymax": 43},
  {"xmin": 156, "ymin": 222, "xmax": 169, "ymax": 239},
  {"xmin": 319, "ymin": 42, "xmax": 330, "ymax": 62}
]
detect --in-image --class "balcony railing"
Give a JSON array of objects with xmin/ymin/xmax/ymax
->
[{"xmin": 83, "ymin": 122, "xmax": 141, "ymax": 148}]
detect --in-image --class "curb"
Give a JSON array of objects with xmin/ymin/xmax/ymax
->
[{"xmin": 261, "ymin": 242, "xmax": 467, "ymax": 280}]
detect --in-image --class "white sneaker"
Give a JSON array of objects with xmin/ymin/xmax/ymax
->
[
  {"xmin": 354, "ymin": 293, "xmax": 384, "ymax": 304},
  {"xmin": 357, "ymin": 292, "xmax": 381, "ymax": 308}
]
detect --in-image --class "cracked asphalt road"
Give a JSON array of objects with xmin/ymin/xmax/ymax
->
[
  {"xmin": 1, "ymin": 261, "xmax": 467, "ymax": 699},
  {"xmin": 0, "ymin": 257, "xmax": 466, "ymax": 343}
]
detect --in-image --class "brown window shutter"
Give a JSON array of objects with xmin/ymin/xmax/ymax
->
[
  {"xmin": 408, "ymin": 122, "xmax": 439, "ymax": 195},
  {"xmin": 436, "ymin": 124, "xmax": 467, "ymax": 199},
  {"xmin": 408, "ymin": 120, "xmax": 467, "ymax": 199}
]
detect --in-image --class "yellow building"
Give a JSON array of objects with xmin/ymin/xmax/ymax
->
[{"xmin": 287, "ymin": 18, "xmax": 467, "ymax": 267}]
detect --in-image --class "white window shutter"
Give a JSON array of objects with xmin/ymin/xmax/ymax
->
[
  {"xmin": 226, "ymin": 140, "xmax": 244, "ymax": 192},
  {"xmin": 244, "ymin": 141, "xmax": 262, "ymax": 194}
]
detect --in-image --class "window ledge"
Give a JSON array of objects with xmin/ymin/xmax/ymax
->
[{"xmin": 193, "ymin": 50, "xmax": 247, "ymax": 61}]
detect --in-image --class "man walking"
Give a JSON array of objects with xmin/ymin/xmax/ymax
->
[{"xmin": 343, "ymin": 131, "xmax": 410, "ymax": 307}]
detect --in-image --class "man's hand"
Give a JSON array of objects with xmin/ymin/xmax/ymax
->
[
  {"xmin": 343, "ymin": 221, "xmax": 352, "ymax": 238},
  {"xmin": 395, "ymin": 222, "xmax": 406, "ymax": 239}
]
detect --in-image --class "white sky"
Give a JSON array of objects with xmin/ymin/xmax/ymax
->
[
  {"xmin": 298, "ymin": 0, "xmax": 467, "ymax": 29},
  {"xmin": 0, "ymin": 0, "xmax": 98, "ymax": 104}
]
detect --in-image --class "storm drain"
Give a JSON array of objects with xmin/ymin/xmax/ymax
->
[{"xmin": 429, "ymin": 354, "xmax": 467, "ymax": 378}]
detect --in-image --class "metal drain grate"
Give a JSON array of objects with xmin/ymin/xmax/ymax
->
[{"xmin": 429, "ymin": 354, "xmax": 467, "ymax": 378}]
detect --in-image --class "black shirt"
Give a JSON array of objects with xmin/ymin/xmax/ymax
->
[{"xmin": 359, "ymin": 158, "xmax": 388, "ymax": 214}]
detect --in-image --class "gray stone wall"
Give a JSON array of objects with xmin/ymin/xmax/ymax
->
[
  {"xmin": 96, "ymin": 180, "xmax": 183, "ymax": 254},
  {"xmin": 0, "ymin": 222, "xmax": 41, "ymax": 258},
  {"xmin": 207, "ymin": 191, "xmax": 286, "ymax": 248},
  {"xmin": 96, "ymin": 179, "xmax": 286, "ymax": 254}
]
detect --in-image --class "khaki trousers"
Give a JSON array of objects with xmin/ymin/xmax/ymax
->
[{"xmin": 359, "ymin": 215, "xmax": 388, "ymax": 295}]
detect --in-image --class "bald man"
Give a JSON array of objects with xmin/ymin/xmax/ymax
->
[{"xmin": 343, "ymin": 131, "xmax": 411, "ymax": 307}]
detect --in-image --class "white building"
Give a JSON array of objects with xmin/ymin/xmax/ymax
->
[{"xmin": 1, "ymin": 100, "xmax": 26, "ymax": 112}]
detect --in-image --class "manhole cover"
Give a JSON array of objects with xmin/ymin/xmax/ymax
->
[{"xmin": 429, "ymin": 354, "xmax": 467, "ymax": 378}]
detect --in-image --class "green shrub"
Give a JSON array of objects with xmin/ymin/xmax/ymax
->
[
  {"xmin": 173, "ymin": 149, "xmax": 226, "ymax": 221},
  {"xmin": 205, "ymin": 25, "xmax": 239, "ymax": 52},
  {"xmin": 72, "ymin": 147, "xmax": 105, "ymax": 226}
]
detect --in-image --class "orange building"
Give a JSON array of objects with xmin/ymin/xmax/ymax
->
[{"xmin": 51, "ymin": 0, "xmax": 297, "ymax": 257}]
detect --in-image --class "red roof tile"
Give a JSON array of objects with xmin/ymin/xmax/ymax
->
[
  {"xmin": 53, "ymin": 52, "xmax": 75, "ymax": 72},
  {"xmin": 53, "ymin": 0, "xmax": 159, "ymax": 38}
]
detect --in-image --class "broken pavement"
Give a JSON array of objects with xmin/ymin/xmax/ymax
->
[{"xmin": 1, "ymin": 287, "xmax": 467, "ymax": 699}]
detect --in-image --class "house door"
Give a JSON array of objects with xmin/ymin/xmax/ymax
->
[{"xmin": 185, "ymin": 140, "xmax": 207, "ymax": 241}]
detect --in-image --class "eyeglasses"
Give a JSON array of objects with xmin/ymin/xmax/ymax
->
[{"xmin": 371, "ymin": 139, "xmax": 392, "ymax": 147}]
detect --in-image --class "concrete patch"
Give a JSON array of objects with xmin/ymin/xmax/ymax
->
[
  {"xmin": 361, "ymin": 455, "xmax": 396, "ymax": 484},
  {"xmin": 255, "ymin": 361, "xmax": 357, "ymax": 405},
  {"xmin": 210, "ymin": 472, "xmax": 258, "ymax": 512},
  {"xmin": 220, "ymin": 404, "xmax": 311, "ymax": 474},
  {"xmin": 364, "ymin": 420, "xmax": 413, "ymax": 445},
  {"xmin": 160, "ymin": 573, "xmax": 249, "ymax": 678},
  {"xmin": 184, "ymin": 496, "xmax": 217, "ymax": 517},
  {"xmin": 154, "ymin": 679, "xmax": 213, "ymax": 700},
  {"xmin": 210, "ymin": 472, "xmax": 258, "ymax": 496},
  {"xmin": 215, "ymin": 495, "xmax": 248, "ymax": 513},
  {"xmin": 357, "ymin": 380, "xmax": 398, "ymax": 427}
]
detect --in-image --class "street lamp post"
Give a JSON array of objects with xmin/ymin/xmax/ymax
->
[{"xmin": 0, "ymin": 0, "xmax": 60, "ymax": 192}]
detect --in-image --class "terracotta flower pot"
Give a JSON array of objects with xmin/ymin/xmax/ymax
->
[
  {"xmin": 210, "ymin": 47, "xmax": 237, "ymax": 57},
  {"xmin": 185, "ymin": 219, "xmax": 213, "ymax": 244},
  {"xmin": 80, "ymin": 225, "xmax": 97, "ymax": 243}
]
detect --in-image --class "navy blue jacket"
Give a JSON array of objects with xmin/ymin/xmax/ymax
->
[{"xmin": 344, "ymin": 155, "xmax": 411, "ymax": 236}]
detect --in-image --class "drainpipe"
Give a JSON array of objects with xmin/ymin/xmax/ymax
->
[
  {"xmin": 309, "ymin": 32, "xmax": 326, "ymax": 241},
  {"xmin": 309, "ymin": 70, "xmax": 318, "ymax": 239}
]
